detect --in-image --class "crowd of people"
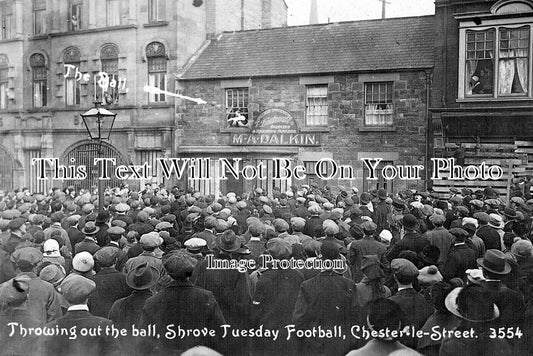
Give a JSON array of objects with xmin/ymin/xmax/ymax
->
[{"xmin": 0, "ymin": 182, "xmax": 532, "ymax": 356}]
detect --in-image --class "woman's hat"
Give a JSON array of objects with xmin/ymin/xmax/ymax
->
[{"xmin": 445, "ymin": 286, "xmax": 499, "ymax": 322}]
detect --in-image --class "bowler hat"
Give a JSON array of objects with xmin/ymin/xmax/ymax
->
[
  {"xmin": 477, "ymin": 249, "xmax": 511, "ymax": 275},
  {"xmin": 401, "ymin": 214, "xmax": 418, "ymax": 230},
  {"xmin": 126, "ymin": 262, "xmax": 160, "ymax": 290}
]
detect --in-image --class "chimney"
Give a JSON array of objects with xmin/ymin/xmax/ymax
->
[{"xmin": 309, "ymin": 0, "xmax": 319, "ymax": 24}]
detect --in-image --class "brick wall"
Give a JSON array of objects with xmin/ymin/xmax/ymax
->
[{"xmin": 176, "ymin": 70, "xmax": 429, "ymax": 192}]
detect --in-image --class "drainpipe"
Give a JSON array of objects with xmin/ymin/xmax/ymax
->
[{"xmin": 425, "ymin": 69, "xmax": 432, "ymax": 191}]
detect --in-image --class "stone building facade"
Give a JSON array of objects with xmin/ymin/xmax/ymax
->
[
  {"xmin": 0, "ymin": 0, "xmax": 287, "ymax": 193},
  {"xmin": 176, "ymin": 16, "xmax": 434, "ymax": 197}
]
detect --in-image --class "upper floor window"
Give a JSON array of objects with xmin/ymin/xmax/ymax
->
[
  {"xmin": 30, "ymin": 53, "xmax": 47, "ymax": 107},
  {"xmin": 1, "ymin": 2, "xmax": 13, "ymax": 40},
  {"xmin": 64, "ymin": 47, "xmax": 81, "ymax": 106},
  {"xmin": 69, "ymin": 0, "xmax": 83, "ymax": 31},
  {"xmin": 364, "ymin": 82, "xmax": 393, "ymax": 126},
  {"xmin": 306, "ymin": 85, "xmax": 328, "ymax": 126},
  {"xmin": 149, "ymin": 0, "xmax": 165, "ymax": 23},
  {"xmin": 33, "ymin": 0, "xmax": 46, "ymax": 35},
  {"xmin": 0, "ymin": 55, "xmax": 8, "ymax": 109},
  {"xmin": 99, "ymin": 44, "xmax": 119, "ymax": 105},
  {"xmin": 146, "ymin": 41, "xmax": 167, "ymax": 102},
  {"xmin": 465, "ymin": 26, "xmax": 530, "ymax": 97},
  {"xmin": 226, "ymin": 88, "xmax": 249, "ymax": 127},
  {"xmin": 106, "ymin": 0, "xmax": 120, "ymax": 27}
]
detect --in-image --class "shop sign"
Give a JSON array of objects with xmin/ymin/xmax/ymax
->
[{"xmin": 230, "ymin": 108, "xmax": 320, "ymax": 146}]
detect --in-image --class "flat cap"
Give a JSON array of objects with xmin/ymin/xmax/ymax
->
[
  {"xmin": 0, "ymin": 275, "xmax": 31, "ymax": 305},
  {"xmin": 290, "ymin": 217, "xmax": 306, "ymax": 230},
  {"xmin": 164, "ymin": 250, "xmax": 198, "ymax": 276},
  {"xmin": 8, "ymin": 218, "xmax": 26, "ymax": 231},
  {"xmin": 72, "ymin": 252, "xmax": 95, "ymax": 272},
  {"xmin": 11, "ymin": 247, "xmax": 42, "ymax": 266},
  {"xmin": 60, "ymin": 274, "xmax": 96, "ymax": 303},
  {"xmin": 39, "ymin": 264, "xmax": 66, "ymax": 286},
  {"xmin": 273, "ymin": 218, "xmax": 289, "ymax": 232},
  {"xmin": 140, "ymin": 232, "xmax": 163, "ymax": 248},
  {"xmin": 94, "ymin": 246, "xmax": 119, "ymax": 266},
  {"xmin": 391, "ymin": 258, "xmax": 419, "ymax": 279},
  {"xmin": 115, "ymin": 203, "xmax": 130, "ymax": 212},
  {"xmin": 266, "ymin": 237, "xmax": 292, "ymax": 259},
  {"xmin": 184, "ymin": 237, "xmax": 207, "ymax": 251}
]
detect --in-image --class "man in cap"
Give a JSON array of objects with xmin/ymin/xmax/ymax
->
[
  {"xmin": 139, "ymin": 250, "xmax": 226, "ymax": 355},
  {"xmin": 184, "ymin": 237, "xmax": 208, "ymax": 260},
  {"xmin": 475, "ymin": 212, "xmax": 501, "ymax": 251},
  {"xmin": 0, "ymin": 275, "xmax": 42, "ymax": 356},
  {"xmin": 245, "ymin": 220, "xmax": 266, "ymax": 266},
  {"xmin": 11, "ymin": 247, "xmax": 61, "ymax": 323},
  {"xmin": 190, "ymin": 215, "xmax": 217, "ymax": 250},
  {"xmin": 348, "ymin": 221, "xmax": 388, "ymax": 283},
  {"xmin": 303, "ymin": 204, "xmax": 324, "ymax": 238},
  {"xmin": 193, "ymin": 230, "xmax": 252, "ymax": 354},
  {"xmin": 112, "ymin": 202, "xmax": 133, "ymax": 226},
  {"xmin": 43, "ymin": 212, "xmax": 73, "ymax": 254},
  {"xmin": 293, "ymin": 241, "xmax": 359, "ymax": 356},
  {"xmin": 88, "ymin": 247, "xmax": 132, "ymax": 318},
  {"xmin": 424, "ymin": 213, "xmax": 454, "ymax": 269},
  {"xmin": 4, "ymin": 217, "xmax": 27, "ymax": 254},
  {"xmin": 65, "ymin": 214, "xmax": 84, "ymax": 248},
  {"xmin": 123, "ymin": 232, "xmax": 164, "ymax": 277},
  {"xmin": 385, "ymin": 214, "xmax": 429, "ymax": 262},
  {"xmin": 273, "ymin": 218, "xmax": 299, "ymax": 245},
  {"xmin": 40, "ymin": 274, "xmax": 120, "ymax": 356},
  {"xmin": 442, "ymin": 228, "xmax": 477, "ymax": 281},
  {"xmin": 75, "ymin": 221, "xmax": 101, "ymax": 255},
  {"xmin": 291, "ymin": 216, "xmax": 311, "ymax": 243},
  {"xmin": 389, "ymin": 258, "xmax": 434, "ymax": 348},
  {"xmin": 373, "ymin": 188, "xmax": 391, "ymax": 234},
  {"xmin": 95, "ymin": 210, "xmax": 111, "ymax": 247},
  {"xmin": 108, "ymin": 262, "xmax": 160, "ymax": 355},
  {"xmin": 252, "ymin": 238, "xmax": 304, "ymax": 355}
]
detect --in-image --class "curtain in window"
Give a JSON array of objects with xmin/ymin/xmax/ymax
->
[
  {"xmin": 516, "ymin": 49, "xmax": 528, "ymax": 93},
  {"xmin": 466, "ymin": 60, "xmax": 478, "ymax": 94},
  {"xmin": 499, "ymin": 50, "xmax": 516, "ymax": 95}
]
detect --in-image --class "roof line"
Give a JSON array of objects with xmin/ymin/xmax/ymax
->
[
  {"xmin": 219, "ymin": 14, "xmax": 435, "ymax": 35},
  {"xmin": 179, "ymin": 66, "xmax": 435, "ymax": 81}
]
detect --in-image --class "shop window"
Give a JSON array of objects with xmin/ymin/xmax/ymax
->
[
  {"xmin": 30, "ymin": 53, "xmax": 47, "ymax": 108},
  {"xmin": 226, "ymin": 88, "xmax": 249, "ymax": 127},
  {"xmin": 146, "ymin": 41, "xmax": 167, "ymax": 102},
  {"xmin": 33, "ymin": 0, "xmax": 46, "ymax": 35},
  {"xmin": 306, "ymin": 85, "xmax": 328, "ymax": 126},
  {"xmin": 106, "ymin": 0, "xmax": 120, "ymax": 27},
  {"xmin": 64, "ymin": 47, "xmax": 81, "ymax": 106},
  {"xmin": 364, "ymin": 82, "xmax": 393, "ymax": 126}
]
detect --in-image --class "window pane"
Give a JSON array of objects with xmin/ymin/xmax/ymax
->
[
  {"xmin": 107, "ymin": 0, "xmax": 120, "ymax": 26},
  {"xmin": 226, "ymin": 88, "xmax": 249, "ymax": 127},
  {"xmin": 0, "ymin": 82, "xmax": 7, "ymax": 109},
  {"xmin": 364, "ymin": 82, "xmax": 393, "ymax": 126},
  {"xmin": 498, "ymin": 26, "xmax": 529, "ymax": 95},
  {"xmin": 70, "ymin": 4, "xmax": 82, "ymax": 31},
  {"xmin": 306, "ymin": 85, "xmax": 328, "ymax": 126},
  {"xmin": 466, "ymin": 29, "xmax": 495, "ymax": 96},
  {"xmin": 34, "ymin": 9, "xmax": 45, "ymax": 34}
]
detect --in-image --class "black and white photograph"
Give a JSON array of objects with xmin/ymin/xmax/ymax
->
[{"xmin": 0, "ymin": 0, "xmax": 532, "ymax": 355}]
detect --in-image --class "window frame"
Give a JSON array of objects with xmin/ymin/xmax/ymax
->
[
  {"xmin": 148, "ymin": 0, "xmax": 165, "ymax": 23},
  {"xmin": 69, "ymin": 2, "xmax": 83, "ymax": 31},
  {"xmin": 364, "ymin": 81, "xmax": 394, "ymax": 126},
  {"xmin": 106, "ymin": 0, "xmax": 121, "ymax": 27},
  {"xmin": 458, "ymin": 17, "xmax": 533, "ymax": 100},
  {"xmin": 0, "ymin": 66, "xmax": 8, "ymax": 109},
  {"xmin": 30, "ymin": 53, "xmax": 47, "ymax": 108},
  {"xmin": 1, "ymin": 2, "xmax": 13, "ymax": 40},
  {"xmin": 305, "ymin": 84, "xmax": 328, "ymax": 126},
  {"xmin": 146, "ymin": 42, "xmax": 167, "ymax": 103},
  {"xmin": 33, "ymin": 0, "xmax": 46, "ymax": 35},
  {"xmin": 225, "ymin": 87, "xmax": 250, "ymax": 127}
]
